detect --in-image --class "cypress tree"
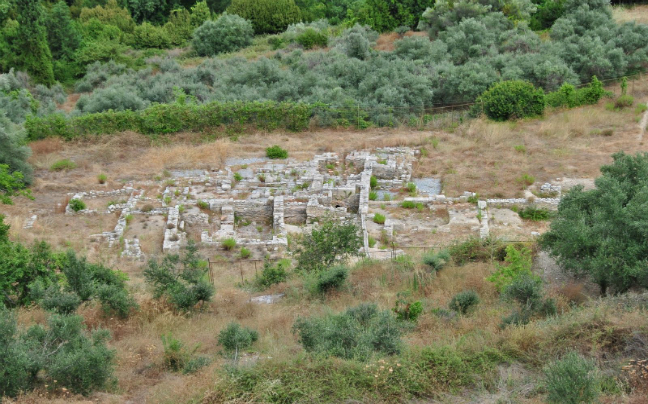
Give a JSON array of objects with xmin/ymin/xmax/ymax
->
[
  {"xmin": 45, "ymin": 1, "xmax": 83, "ymax": 61},
  {"xmin": 15, "ymin": 0, "xmax": 55, "ymax": 86}
]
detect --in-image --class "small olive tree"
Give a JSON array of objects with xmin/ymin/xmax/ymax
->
[
  {"xmin": 479, "ymin": 80, "xmax": 545, "ymax": 121},
  {"xmin": 295, "ymin": 219, "xmax": 363, "ymax": 273},
  {"xmin": 192, "ymin": 13, "xmax": 253, "ymax": 56}
]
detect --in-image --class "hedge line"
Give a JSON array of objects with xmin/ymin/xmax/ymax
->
[{"xmin": 25, "ymin": 101, "xmax": 315, "ymax": 140}]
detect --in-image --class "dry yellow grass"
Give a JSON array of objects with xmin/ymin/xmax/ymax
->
[{"xmin": 613, "ymin": 5, "xmax": 648, "ymax": 25}]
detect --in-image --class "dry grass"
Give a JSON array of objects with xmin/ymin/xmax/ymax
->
[{"xmin": 613, "ymin": 5, "xmax": 648, "ymax": 25}]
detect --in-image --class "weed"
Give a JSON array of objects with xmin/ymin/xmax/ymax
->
[
  {"xmin": 68, "ymin": 199, "xmax": 86, "ymax": 212},
  {"xmin": 234, "ymin": 172, "xmax": 243, "ymax": 182},
  {"xmin": 373, "ymin": 213, "xmax": 386, "ymax": 224},
  {"xmin": 97, "ymin": 173, "xmax": 107, "ymax": 184},
  {"xmin": 239, "ymin": 247, "xmax": 251, "ymax": 259},
  {"xmin": 50, "ymin": 159, "xmax": 76, "ymax": 171},
  {"xmin": 222, "ymin": 238, "xmax": 236, "ymax": 250},
  {"xmin": 266, "ymin": 145, "xmax": 288, "ymax": 159},
  {"xmin": 369, "ymin": 191, "xmax": 378, "ymax": 201},
  {"xmin": 449, "ymin": 290, "xmax": 480, "ymax": 315}
]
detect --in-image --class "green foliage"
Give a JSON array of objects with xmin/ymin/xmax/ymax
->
[
  {"xmin": 333, "ymin": 24, "xmax": 378, "ymax": 60},
  {"xmin": 192, "ymin": 14, "xmax": 254, "ymax": 56},
  {"xmin": 545, "ymin": 77, "xmax": 606, "ymax": 108},
  {"xmin": 255, "ymin": 260, "xmax": 288, "ymax": 289},
  {"xmin": 96, "ymin": 284, "xmax": 137, "ymax": 318},
  {"xmin": 295, "ymin": 219, "xmax": 362, "ymax": 273},
  {"xmin": 69, "ymin": 198, "xmax": 86, "ymax": 212},
  {"xmin": 295, "ymin": 28, "xmax": 328, "ymax": 49},
  {"xmin": 79, "ymin": 0, "xmax": 135, "ymax": 33},
  {"xmin": 0, "ymin": 164, "xmax": 31, "ymax": 205},
  {"xmin": 27, "ymin": 101, "xmax": 314, "ymax": 140},
  {"xmin": 40, "ymin": 286, "xmax": 82, "ymax": 314},
  {"xmin": 144, "ymin": 241, "xmax": 215, "ymax": 311},
  {"xmin": 350, "ymin": 0, "xmax": 434, "ymax": 32},
  {"xmin": 98, "ymin": 173, "xmax": 107, "ymax": 184},
  {"xmin": 540, "ymin": 152, "xmax": 648, "ymax": 295},
  {"xmin": 487, "ymin": 245, "xmax": 533, "ymax": 292},
  {"xmin": 239, "ymin": 247, "xmax": 251, "ymax": 259},
  {"xmin": 369, "ymin": 191, "xmax": 378, "ymax": 200},
  {"xmin": 615, "ymin": 94, "xmax": 634, "ymax": 109},
  {"xmin": 191, "ymin": 1, "xmax": 212, "ymax": 26},
  {"xmin": 530, "ymin": 0, "xmax": 566, "ymax": 30},
  {"xmin": 370, "ymin": 175, "xmax": 378, "ymax": 189},
  {"xmin": 227, "ymin": 0, "xmax": 301, "ymax": 34},
  {"xmin": 197, "ymin": 200, "xmax": 209, "ymax": 209},
  {"xmin": 164, "ymin": 8, "xmax": 193, "ymax": 46},
  {"xmin": 400, "ymin": 200, "xmax": 416, "ymax": 209},
  {"xmin": 292, "ymin": 303, "xmax": 404, "ymax": 361},
  {"xmin": 14, "ymin": 0, "xmax": 54, "ymax": 85},
  {"xmin": 392, "ymin": 293, "xmax": 423, "ymax": 322},
  {"xmin": 45, "ymin": 1, "xmax": 83, "ymax": 62},
  {"xmin": 517, "ymin": 205, "xmax": 552, "ymax": 221},
  {"xmin": 448, "ymin": 290, "xmax": 480, "ymax": 314},
  {"xmin": 266, "ymin": 145, "xmax": 288, "ymax": 159},
  {"xmin": 315, "ymin": 266, "xmax": 348, "ymax": 294},
  {"xmin": 448, "ymin": 237, "xmax": 498, "ymax": 265},
  {"xmin": 422, "ymin": 249, "xmax": 450, "ymax": 272},
  {"xmin": 544, "ymin": 351, "xmax": 600, "ymax": 404},
  {"xmin": 132, "ymin": 22, "xmax": 171, "ymax": 49},
  {"xmin": 161, "ymin": 333, "xmax": 210, "ymax": 373},
  {"xmin": 501, "ymin": 273, "xmax": 555, "ymax": 327},
  {"xmin": 373, "ymin": 213, "xmax": 385, "ymax": 224},
  {"xmin": 128, "ymin": 0, "xmax": 171, "ymax": 24},
  {"xmin": 479, "ymin": 80, "xmax": 545, "ymax": 121},
  {"xmin": 218, "ymin": 322, "xmax": 259, "ymax": 354},
  {"xmin": 50, "ymin": 159, "xmax": 77, "ymax": 171},
  {"xmin": 0, "ymin": 309, "xmax": 115, "ymax": 397},
  {"xmin": 222, "ymin": 237, "xmax": 236, "ymax": 250}
]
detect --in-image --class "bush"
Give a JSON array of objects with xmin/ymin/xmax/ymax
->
[
  {"xmin": 315, "ymin": 266, "xmax": 348, "ymax": 294},
  {"xmin": 296, "ymin": 28, "xmax": 328, "ymax": 49},
  {"xmin": 227, "ymin": 0, "xmax": 301, "ymax": 34},
  {"xmin": 96, "ymin": 284, "xmax": 137, "ymax": 318},
  {"xmin": 449, "ymin": 290, "xmax": 480, "ymax": 315},
  {"xmin": 0, "ymin": 118, "xmax": 33, "ymax": 185},
  {"xmin": 500, "ymin": 273, "xmax": 555, "ymax": 327},
  {"xmin": 293, "ymin": 303, "xmax": 403, "ymax": 361},
  {"xmin": 161, "ymin": 333, "xmax": 192, "ymax": 372},
  {"xmin": 69, "ymin": 198, "xmax": 86, "ymax": 212},
  {"xmin": 333, "ymin": 24, "xmax": 378, "ymax": 60},
  {"xmin": 487, "ymin": 245, "xmax": 533, "ymax": 292},
  {"xmin": 144, "ymin": 241, "xmax": 215, "ymax": 311},
  {"xmin": 373, "ymin": 213, "xmax": 386, "ymax": 224},
  {"xmin": 615, "ymin": 94, "xmax": 634, "ymax": 109},
  {"xmin": 370, "ymin": 175, "xmax": 378, "ymax": 189},
  {"xmin": 479, "ymin": 80, "xmax": 545, "ymax": 121},
  {"xmin": 132, "ymin": 22, "xmax": 171, "ymax": 49},
  {"xmin": 40, "ymin": 286, "xmax": 82, "ymax": 314},
  {"xmin": 50, "ymin": 159, "xmax": 77, "ymax": 171},
  {"xmin": 448, "ymin": 237, "xmax": 498, "ymax": 266},
  {"xmin": 400, "ymin": 200, "xmax": 416, "ymax": 209},
  {"xmin": 239, "ymin": 247, "xmax": 251, "ymax": 259},
  {"xmin": 222, "ymin": 238, "xmax": 236, "ymax": 250},
  {"xmin": 544, "ymin": 351, "xmax": 599, "ymax": 404},
  {"xmin": 518, "ymin": 206, "xmax": 552, "ymax": 221},
  {"xmin": 255, "ymin": 260, "xmax": 288, "ymax": 289},
  {"xmin": 369, "ymin": 191, "xmax": 378, "ymax": 200},
  {"xmin": 218, "ymin": 322, "xmax": 259, "ymax": 354},
  {"xmin": 192, "ymin": 14, "xmax": 254, "ymax": 57},
  {"xmin": 0, "ymin": 164, "xmax": 32, "ymax": 205},
  {"xmin": 422, "ymin": 249, "xmax": 450, "ymax": 271},
  {"xmin": 393, "ymin": 293, "xmax": 423, "ymax": 322},
  {"xmin": 266, "ymin": 145, "xmax": 288, "ymax": 159},
  {"xmin": 295, "ymin": 219, "xmax": 362, "ymax": 273},
  {"xmin": 97, "ymin": 173, "xmax": 107, "ymax": 184}
]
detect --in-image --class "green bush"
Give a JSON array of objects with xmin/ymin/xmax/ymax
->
[
  {"xmin": 222, "ymin": 237, "xmax": 237, "ymax": 250},
  {"xmin": 197, "ymin": 200, "xmax": 209, "ymax": 210},
  {"xmin": 296, "ymin": 28, "xmax": 328, "ymax": 49},
  {"xmin": 448, "ymin": 290, "xmax": 480, "ymax": 315},
  {"xmin": 97, "ymin": 173, "xmax": 107, "ymax": 184},
  {"xmin": 393, "ymin": 293, "xmax": 423, "ymax": 322},
  {"xmin": 369, "ymin": 191, "xmax": 378, "ymax": 201},
  {"xmin": 373, "ymin": 213, "xmax": 386, "ymax": 224},
  {"xmin": 615, "ymin": 94, "xmax": 634, "ymax": 109},
  {"xmin": 218, "ymin": 322, "xmax": 259, "ymax": 353},
  {"xmin": 0, "ymin": 118, "xmax": 33, "ymax": 186},
  {"xmin": 370, "ymin": 175, "xmax": 378, "ymax": 189},
  {"xmin": 192, "ymin": 14, "xmax": 254, "ymax": 56},
  {"xmin": 68, "ymin": 198, "xmax": 86, "ymax": 212},
  {"xmin": 487, "ymin": 245, "xmax": 533, "ymax": 292},
  {"xmin": 295, "ymin": 219, "xmax": 362, "ymax": 273},
  {"xmin": 96, "ymin": 284, "xmax": 137, "ymax": 318},
  {"xmin": 40, "ymin": 286, "xmax": 81, "ymax": 314},
  {"xmin": 255, "ymin": 260, "xmax": 288, "ymax": 289},
  {"xmin": 0, "ymin": 164, "xmax": 32, "ymax": 205},
  {"xmin": 479, "ymin": 80, "xmax": 545, "ymax": 121},
  {"xmin": 448, "ymin": 237, "xmax": 498, "ymax": 266},
  {"xmin": 161, "ymin": 333, "xmax": 190, "ymax": 371},
  {"xmin": 315, "ymin": 266, "xmax": 348, "ymax": 294},
  {"xmin": 132, "ymin": 22, "xmax": 170, "ymax": 49},
  {"xmin": 501, "ymin": 273, "xmax": 555, "ymax": 327},
  {"xmin": 50, "ymin": 159, "xmax": 77, "ymax": 171},
  {"xmin": 544, "ymin": 351, "xmax": 600, "ymax": 404},
  {"xmin": 422, "ymin": 249, "xmax": 450, "ymax": 272},
  {"xmin": 144, "ymin": 241, "xmax": 215, "ymax": 311},
  {"xmin": 227, "ymin": 0, "xmax": 301, "ymax": 34},
  {"xmin": 266, "ymin": 145, "xmax": 288, "ymax": 159},
  {"xmin": 400, "ymin": 200, "xmax": 416, "ymax": 209},
  {"xmin": 517, "ymin": 206, "xmax": 552, "ymax": 221},
  {"xmin": 239, "ymin": 247, "xmax": 251, "ymax": 259},
  {"xmin": 293, "ymin": 303, "xmax": 403, "ymax": 361}
]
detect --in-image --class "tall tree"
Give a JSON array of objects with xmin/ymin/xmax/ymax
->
[
  {"xmin": 15, "ymin": 0, "xmax": 55, "ymax": 85},
  {"xmin": 45, "ymin": 1, "xmax": 83, "ymax": 61}
]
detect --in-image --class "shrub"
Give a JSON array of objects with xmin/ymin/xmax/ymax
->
[
  {"xmin": 518, "ymin": 206, "xmax": 552, "ymax": 221},
  {"xmin": 295, "ymin": 219, "xmax": 362, "ymax": 273},
  {"xmin": 296, "ymin": 28, "xmax": 328, "ymax": 49},
  {"xmin": 227, "ymin": 0, "xmax": 301, "ymax": 34},
  {"xmin": 266, "ymin": 145, "xmax": 288, "ymax": 159},
  {"xmin": 40, "ymin": 286, "xmax": 82, "ymax": 314},
  {"xmin": 479, "ymin": 80, "xmax": 545, "ymax": 121},
  {"xmin": 0, "ymin": 164, "xmax": 32, "ymax": 205},
  {"xmin": 370, "ymin": 175, "xmax": 378, "ymax": 189},
  {"xmin": 516, "ymin": 173, "xmax": 535, "ymax": 187},
  {"xmin": 161, "ymin": 333, "xmax": 190, "ymax": 371},
  {"xmin": 449, "ymin": 290, "xmax": 480, "ymax": 315},
  {"xmin": 218, "ymin": 322, "xmax": 259, "ymax": 354},
  {"xmin": 501, "ymin": 273, "xmax": 555, "ymax": 327},
  {"xmin": 50, "ymin": 159, "xmax": 77, "ymax": 171},
  {"xmin": 393, "ymin": 293, "xmax": 423, "ymax": 322},
  {"xmin": 315, "ymin": 266, "xmax": 348, "ymax": 294},
  {"xmin": 255, "ymin": 260, "xmax": 288, "ymax": 289},
  {"xmin": 544, "ymin": 351, "xmax": 600, "ymax": 404},
  {"xmin": 96, "ymin": 284, "xmax": 137, "ymax": 318},
  {"xmin": 0, "ymin": 97, "xmax": 34, "ymax": 185},
  {"xmin": 144, "ymin": 241, "xmax": 215, "ymax": 311},
  {"xmin": 333, "ymin": 24, "xmax": 378, "ymax": 60},
  {"xmin": 448, "ymin": 237, "xmax": 498, "ymax": 266},
  {"xmin": 369, "ymin": 191, "xmax": 378, "ymax": 201},
  {"xmin": 373, "ymin": 213, "xmax": 386, "ymax": 224},
  {"xmin": 400, "ymin": 200, "xmax": 416, "ymax": 209},
  {"xmin": 239, "ymin": 247, "xmax": 251, "ymax": 259},
  {"xmin": 615, "ymin": 94, "xmax": 634, "ymax": 109},
  {"xmin": 97, "ymin": 173, "xmax": 107, "ymax": 184},
  {"xmin": 69, "ymin": 198, "xmax": 86, "ymax": 212},
  {"xmin": 406, "ymin": 182, "xmax": 417, "ymax": 194},
  {"xmin": 487, "ymin": 245, "xmax": 533, "ymax": 292},
  {"xmin": 132, "ymin": 22, "xmax": 171, "ymax": 49},
  {"xmin": 192, "ymin": 14, "xmax": 254, "ymax": 57},
  {"xmin": 422, "ymin": 249, "xmax": 450, "ymax": 272},
  {"xmin": 222, "ymin": 238, "xmax": 237, "ymax": 250},
  {"xmin": 292, "ymin": 303, "xmax": 403, "ymax": 361}
]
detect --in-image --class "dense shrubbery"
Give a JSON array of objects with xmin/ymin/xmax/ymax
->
[
  {"xmin": 293, "ymin": 303, "xmax": 404, "ymax": 360},
  {"xmin": 218, "ymin": 322, "xmax": 259, "ymax": 354},
  {"xmin": 295, "ymin": 219, "xmax": 362, "ymax": 273},
  {"xmin": 227, "ymin": 0, "xmax": 301, "ymax": 34},
  {"xmin": 314, "ymin": 266, "xmax": 348, "ymax": 294},
  {"xmin": 422, "ymin": 249, "xmax": 450, "ymax": 271},
  {"xmin": 487, "ymin": 245, "xmax": 533, "ymax": 291},
  {"xmin": 544, "ymin": 351, "xmax": 600, "ymax": 404},
  {"xmin": 448, "ymin": 290, "xmax": 480, "ymax": 314},
  {"xmin": 192, "ymin": 14, "xmax": 254, "ymax": 56},
  {"xmin": 144, "ymin": 241, "xmax": 215, "ymax": 311},
  {"xmin": 254, "ymin": 260, "xmax": 289, "ymax": 289},
  {"xmin": 541, "ymin": 152, "xmax": 648, "ymax": 295},
  {"xmin": 479, "ymin": 80, "xmax": 545, "ymax": 121},
  {"xmin": 0, "ymin": 308, "xmax": 115, "ymax": 397}
]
